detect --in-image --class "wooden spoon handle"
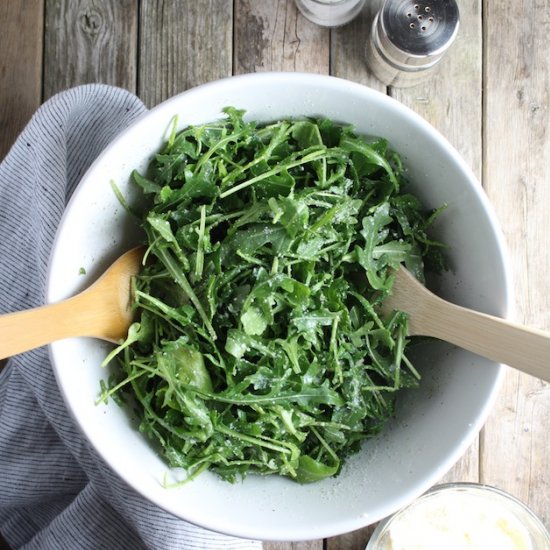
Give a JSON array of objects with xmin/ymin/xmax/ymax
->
[
  {"xmin": 0, "ymin": 289, "xmax": 120, "ymax": 360},
  {"xmin": 417, "ymin": 296, "xmax": 550, "ymax": 382},
  {"xmin": 0, "ymin": 298, "xmax": 83, "ymax": 359}
]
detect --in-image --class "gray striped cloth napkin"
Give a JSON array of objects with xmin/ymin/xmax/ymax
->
[{"xmin": 0, "ymin": 85, "xmax": 262, "ymax": 550}]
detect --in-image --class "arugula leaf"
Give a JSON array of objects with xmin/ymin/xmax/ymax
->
[{"xmin": 104, "ymin": 108, "xmax": 446, "ymax": 484}]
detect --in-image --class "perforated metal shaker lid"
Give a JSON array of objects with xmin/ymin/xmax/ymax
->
[{"xmin": 374, "ymin": 0, "xmax": 460, "ymax": 71}]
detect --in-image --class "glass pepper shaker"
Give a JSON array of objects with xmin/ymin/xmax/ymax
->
[
  {"xmin": 366, "ymin": 0, "xmax": 460, "ymax": 87},
  {"xmin": 295, "ymin": 0, "xmax": 367, "ymax": 28}
]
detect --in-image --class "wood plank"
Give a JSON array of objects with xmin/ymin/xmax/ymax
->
[
  {"xmin": 263, "ymin": 542, "xmax": 322, "ymax": 550},
  {"xmin": 234, "ymin": 0, "xmax": 329, "ymax": 75},
  {"xmin": 139, "ymin": 0, "xmax": 233, "ymax": 108},
  {"xmin": 43, "ymin": 0, "xmax": 138, "ymax": 100},
  {"xmin": 327, "ymin": 4, "xmax": 387, "ymax": 548},
  {"xmin": 389, "ymin": 0, "xmax": 482, "ymax": 179},
  {"xmin": 234, "ymin": 4, "xmax": 328, "ymax": 547},
  {"xmin": 1, "ymin": 2, "xmax": 545, "ymax": 549},
  {"xmin": 389, "ymin": 0, "xmax": 482, "ymax": 486},
  {"xmin": 233, "ymin": 4, "xmax": 328, "ymax": 547},
  {"xmin": 0, "ymin": 0, "xmax": 43, "ymax": 161},
  {"xmin": 330, "ymin": 0, "xmax": 385, "ymax": 91},
  {"xmin": 481, "ymin": 0, "xmax": 550, "ymax": 527},
  {"xmin": 328, "ymin": 2, "xmax": 482, "ymax": 547},
  {"xmin": 326, "ymin": 524, "xmax": 376, "ymax": 550}
]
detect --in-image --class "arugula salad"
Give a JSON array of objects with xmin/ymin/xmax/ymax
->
[{"xmin": 102, "ymin": 108, "xmax": 445, "ymax": 484}]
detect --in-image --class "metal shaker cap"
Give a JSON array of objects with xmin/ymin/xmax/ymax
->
[{"xmin": 374, "ymin": 0, "xmax": 460, "ymax": 71}]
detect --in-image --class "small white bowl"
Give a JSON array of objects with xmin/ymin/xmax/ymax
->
[
  {"xmin": 46, "ymin": 72, "xmax": 511, "ymax": 541},
  {"xmin": 366, "ymin": 482, "xmax": 550, "ymax": 549}
]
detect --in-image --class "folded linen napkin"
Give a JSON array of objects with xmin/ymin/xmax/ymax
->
[{"xmin": 0, "ymin": 85, "xmax": 262, "ymax": 550}]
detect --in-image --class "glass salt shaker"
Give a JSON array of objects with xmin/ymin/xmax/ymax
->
[
  {"xmin": 295, "ymin": 0, "xmax": 367, "ymax": 27},
  {"xmin": 366, "ymin": 0, "xmax": 460, "ymax": 87}
]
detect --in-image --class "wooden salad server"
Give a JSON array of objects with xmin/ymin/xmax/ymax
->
[
  {"xmin": 384, "ymin": 266, "xmax": 550, "ymax": 382},
  {"xmin": 0, "ymin": 247, "xmax": 145, "ymax": 360},
  {"xmin": 2, "ymin": 253, "xmax": 549, "ymax": 384}
]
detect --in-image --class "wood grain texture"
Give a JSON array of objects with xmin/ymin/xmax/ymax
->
[
  {"xmin": 390, "ymin": 0, "xmax": 483, "ymax": 488},
  {"xmin": 0, "ymin": 247, "xmax": 143, "ymax": 359},
  {"xmin": 139, "ymin": 0, "xmax": 233, "ymax": 108},
  {"xmin": 263, "ymin": 542, "xmax": 322, "ymax": 550},
  {"xmin": 43, "ymin": 0, "xmax": 138, "ymax": 99},
  {"xmin": 390, "ymin": 0, "xmax": 482, "ymax": 180},
  {"xmin": 326, "ymin": 524, "xmax": 376, "ymax": 550},
  {"xmin": 0, "ymin": 0, "xmax": 43, "ymax": 161},
  {"xmin": 330, "ymin": 0, "xmax": 384, "ymax": 91},
  {"xmin": 481, "ymin": 0, "xmax": 550, "ymax": 527},
  {"xmin": 326, "ymin": 5, "xmax": 385, "ymax": 547},
  {"xmin": 326, "ymin": 2, "xmax": 482, "ymax": 548},
  {"xmin": 236, "ymin": 5, "xmax": 328, "ymax": 547},
  {"xmin": 384, "ymin": 266, "xmax": 550, "ymax": 381},
  {"xmin": 234, "ymin": 0, "xmax": 329, "ymax": 74},
  {"xmin": 1, "ymin": 0, "xmax": 548, "ymax": 546},
  {"xmin": 247, "ymin": 3, "xmax": 326, "ymax": 547}
]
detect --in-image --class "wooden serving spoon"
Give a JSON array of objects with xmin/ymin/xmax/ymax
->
[
  {"xmin": 384, "ymin": 266, "xmax": 550, "ymax": 382},
  {"xmin": 2, "ymin": 253, "xmax": 548, "ymax": 384},
  {"xmin": 0, "ymin": 247, "xmax": 145, "ymax": 360}
]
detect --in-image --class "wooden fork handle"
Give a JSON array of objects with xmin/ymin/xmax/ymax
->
[{"xmin": 417, "ymin": 297, "xmax": 550, "ymax": 382}]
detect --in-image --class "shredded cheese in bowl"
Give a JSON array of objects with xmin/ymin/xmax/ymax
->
[{"xmin": 366, "ymin": 483, "xmax": 550, "ymax": 550}]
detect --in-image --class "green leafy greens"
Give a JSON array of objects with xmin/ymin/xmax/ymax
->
[{"xmin": 102, "ymin": 108, "xmax": 445, "ymax": 484}]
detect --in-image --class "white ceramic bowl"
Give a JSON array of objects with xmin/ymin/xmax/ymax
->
[{"xmin": 46, "ymin": 72, "xmax": 510, "ymax": 541}]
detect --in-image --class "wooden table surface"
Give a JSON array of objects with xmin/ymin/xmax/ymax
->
[{"xmin": 1, "ymin": 1, "xmax": 548, "ymax": 548}]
